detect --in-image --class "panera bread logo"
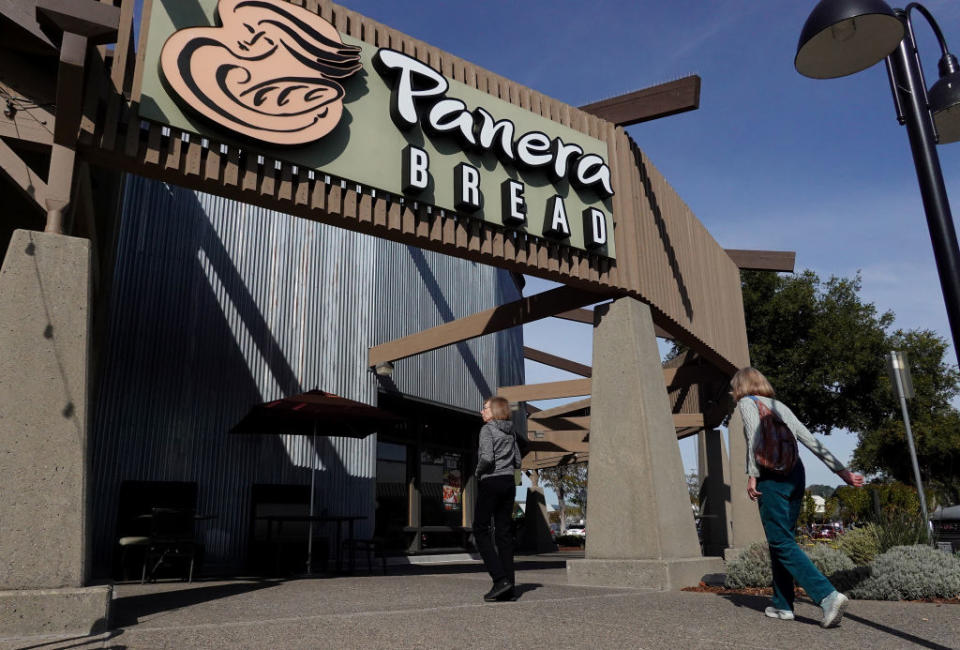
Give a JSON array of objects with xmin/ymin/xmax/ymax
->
[{"xmin": 159, "ymin": 0, "xmax": 361, "ymax": 146}]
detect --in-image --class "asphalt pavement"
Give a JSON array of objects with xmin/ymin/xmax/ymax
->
[{"xmin": 3, "ymin": 554, "xmax": 957, "ymax": 649}]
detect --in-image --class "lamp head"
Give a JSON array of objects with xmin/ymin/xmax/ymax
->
[
  {"xmin": 374, "ymin": 361, "xmax": 395, "ymax": 377},
  {"xmin": 795, "ymin": 0, "xmax": 904, "ymax": 79},
  {"xmin": 929, "ymin": 53, "xmax": 960, "ymax": 144}
]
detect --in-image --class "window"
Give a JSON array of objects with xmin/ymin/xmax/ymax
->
[{"xmin": 420, "ymin": 449, "xmax": 463, "ymax": 527}]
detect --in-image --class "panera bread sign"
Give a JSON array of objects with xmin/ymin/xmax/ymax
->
[{"xmin": 142, "ymin": 0, "xmax": 615, "ymax": 255}]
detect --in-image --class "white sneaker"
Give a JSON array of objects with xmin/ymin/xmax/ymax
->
[
  {"xmin": 820, "ymin": 591, "xmax": 849, "ymax": 628},
  {"xmin": 764, "ymin": 607, "xmax": 795, "ymax": 620}
]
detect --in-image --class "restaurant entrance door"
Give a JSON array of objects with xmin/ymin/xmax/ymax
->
[{"xmin": 376, "ymin": 393, "xmax": 481, "ymax": 553}]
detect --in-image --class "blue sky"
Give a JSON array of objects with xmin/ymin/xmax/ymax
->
[
  {"xmin": 139, "ymin": 1, "xmax": 960, "ymax": 499},
  {"xmin": 334, "ymin": 1, "xmax": 960, "ymax": 497}
]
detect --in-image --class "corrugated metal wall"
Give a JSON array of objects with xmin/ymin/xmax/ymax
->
[{"xmin": 90, "ymin": 175, "xmax": 523, "ymax": 574}]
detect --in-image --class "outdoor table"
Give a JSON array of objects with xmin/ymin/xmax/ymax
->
[
  {"xmin": 256, "ymin": 514, "xmax": 366, "ymax": 573},
  {"xmin": 135, "ymin": 510, "xmax": 217, "ymax": 521}
]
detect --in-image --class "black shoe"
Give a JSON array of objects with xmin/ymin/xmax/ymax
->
[{"xmin": 483, "ymin": 579, "xmax": 513, "ymax": 602}]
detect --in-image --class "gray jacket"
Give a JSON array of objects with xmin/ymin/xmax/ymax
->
[
  {"xmin": 476, "ymin": 418, "xmax": 521, "ymax": 480},
  {"xmin": 738, "ymin": 395, "xmax": 847, "ymax": 478}
]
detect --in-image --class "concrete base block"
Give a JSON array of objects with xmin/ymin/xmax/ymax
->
[
  {"xmin": 0, "ymin": 230, "xmax": 93, "ymax": 589},
  {"xmin": 567, "ymin": 557, "xmax": 725, "ymax": 591},
  {"xmin": 0, "ymin": 585, "xmax": 111, "ymax": 636}
]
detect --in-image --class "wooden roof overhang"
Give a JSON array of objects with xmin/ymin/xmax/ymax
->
[
  {"xmin": 513, "ymin": 350, "xmax": 731, "ymax": 469},
  {"xmin": 46, "ymin": 0, "xmax": 753, "ymax": 376}
]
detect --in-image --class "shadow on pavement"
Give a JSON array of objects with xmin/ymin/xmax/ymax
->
[
  {"xmin": 383, "ymin": 558, "xmax": 566, "ymax": 577},
  {"xmin": 714, "ymin": 592, "xmax": 953, "ymax": 648},
  {"xmin": 844, "ymin": 612, "xmax": 953, "ymax": 650},
  {"xmin": 111, "ymin": 580, "xmax": 279, "ymax": 627},
  {"xmin": 512, "ymin": 582, "xmax": 542, "ymax": 600},
  {"xmin": 14, "ymin": 629, "xmax": 126, "ymax": 650}
]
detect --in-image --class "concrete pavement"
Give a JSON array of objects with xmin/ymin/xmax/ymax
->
[{"xmin": 2, "ymin": 555, "xmax": 957, "ymax": 649}]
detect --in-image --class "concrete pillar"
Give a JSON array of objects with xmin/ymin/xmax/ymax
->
[
  {"xmin": 567, "ymin": 298, "xmax": 723, "ymax": 590},
  {"xmin": 519, "ymin": 485, "xmax": 556, "ymax": 553},
  {"xmin": 724, "ymin": 407, "xmax": 765, "ymax": 559},
  {"xmin": 0, "ymin": 230, "xmax": 111, "ymax": 635},
  {"xmin": 697, "ymin": 429, "xmax": 732, "ymax": 556}
]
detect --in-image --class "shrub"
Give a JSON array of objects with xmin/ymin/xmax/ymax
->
[
  {"xmin": 848, "ymin": 545, "xmax": 960, "ymax": 601},
  {"xmin": 724, "ymin": 541, "xmax": 771, "ymax": 589},
  {"xmin": 836, "ymin": 524, "xmax": 881, "ymax": 565},
  {"xmin": 873, "ymin": 511, "xmax": 929, "ymax": 553},
  {"xmin": 806, "ymin": 543, "xmax": 855, "ymax": 577},
  {"xmin": 724, "ymin": 541, "xmax": 859, "ymax": 591}
]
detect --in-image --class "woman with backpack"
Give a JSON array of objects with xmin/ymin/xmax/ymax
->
[
  {"xmin": 732, "ymin": 367, "xmax": 865, "ymax": 628},
  {"xmin": 473, "ymin": 395, "xmax": 526, "ymax": 602}
]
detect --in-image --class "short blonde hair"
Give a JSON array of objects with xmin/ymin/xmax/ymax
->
[
  {"xmin": 730, "ymin": 367, "xmax": 775, "ymax": 402},
  {"xmin": 484, "ymin": 396, "xmax": 511, "ymax": 420}
]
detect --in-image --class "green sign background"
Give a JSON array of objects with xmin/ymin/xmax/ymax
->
[{"xmin": 139, "ymin": 0, "xmax": 615, "ymax": 256}]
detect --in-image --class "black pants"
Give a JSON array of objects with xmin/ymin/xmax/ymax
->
[{"xmin": 473, "ymin": 475, "xmax": 515, "ymax": 584}]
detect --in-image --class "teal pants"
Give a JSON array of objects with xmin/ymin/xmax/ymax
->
[{"xmin": 757, "ymin": 462, "xmax": 835, "ymax": 610}]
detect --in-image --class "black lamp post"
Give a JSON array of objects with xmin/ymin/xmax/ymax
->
[{"xmin": 796, "ymin": 0, "xmax": 960, "ymax": 366}]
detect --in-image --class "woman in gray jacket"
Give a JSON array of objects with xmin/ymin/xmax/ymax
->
[
  {"xmin": 733, "ymin": 367, "xmax": 864, "ymax": 628},
  {"xmin": 474, "ymin": 395, "xmax": 524, "ymax": 602}
]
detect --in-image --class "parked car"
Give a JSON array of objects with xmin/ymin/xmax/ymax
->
[
  {"xmin": 810, "ymin": 524, "xmax": 838, "ymax": 540},
  {"xmin": 566, "ymin": 524, "xmax": 586, "ymax": 538}
]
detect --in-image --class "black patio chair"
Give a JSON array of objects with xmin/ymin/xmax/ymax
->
[{"xmin": 141, "ymin": 507, "xmax": 199, "ymax": 583}]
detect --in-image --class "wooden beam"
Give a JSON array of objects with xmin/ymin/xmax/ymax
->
[
  {"xmin": 506, "ymin": 367, "xmax": 712, "ymax": 406},
  {"xmin": 523, "ymin": 451, "xmax": 589, "ymax": 470},
  {"xmin": 672, "ymin": 413, "xmax": 705, "ymax": 429},
  {"xmin": 527, "ymin": 416, "xmax": 591, "ymax": 432},
  {"xmin": 725, "ymin": 249, "xmax": 796, "ymax": 272},
  {"xmin": 0, "ymin": 0, "xmax": 56, "ymax": 53},
  {"xmin": 0, "ymin": 106, "xmax": 55, "ymax": 147},
  {"xmin": 676, "ymin": 427, "xmax": 704, "ymax": 441},
  {"xmin": 579, "ymin": 76, "xmax": 701, "ymax": 126},
  {"xmin": 523, "ymin": 346, "xmax": 591, "ymax": 377},
  {"xmin": 554, "ymin": 308, "xmax": 594, "ymax": 324},
  {"xmin": 0, "ymin": 135, "xmax": 48, "ymax": 209},
  {"xmin": 528, "ymin": 430, "xmax": 589, "ymax": 444},
  {"xmin": 529, "ymin": 413, "xmax": 701, "ymax": 433},
  {"xmin": 36, "ymin": 0, "xmax": 121, "ymax": 44},
  {"xmin": 663, "ymin": 365, "xmax": 721, "ymax": 389},
  {"xmin": 527, "ymin": 398, "xmax": 591, "ymax": 419},
  {"xmin": 368, "ymin": 285, "xmax": 606, "ymax": 367},
  {"xmin": 527, "ymin": 438, "xmax": 590, "ymax": 454},
  {"xmin": 554, "ymin": 307, "xmax": 674, "ymax": 339},
  {"xmin": 524, "ymin": 417, "xmax": 706, "ymax": 466},
  {"xmin": 498, "ymin": 378, "xmax": 591, "ymax": 402}
]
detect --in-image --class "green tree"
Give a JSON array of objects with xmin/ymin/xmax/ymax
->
[
  {"xmin": 740, "ymin": 269, "xmax": 960, "ymax": 505},
  {"xmin": 539, "ymin": 463, "xmax": 588, "ymax": 530},
  {"xmin": 834, "ymin": 485, "xmax": 872, "ymax": 523},
  {"xmin": 740, "ymin": 270, "xmax": 892, "ymax": 434},
  {"xmin": 686, "ymin": 470, "xmax": 701, "ymax": 507},
  {"xmin": 798, "ymin": 491, "xmax": 818, "ymax": 529},
  {"xmin": 853, "ymin": 330, "xmax": 960, "ymax": 505},
  {"xmin": 808, "ymin": 484, "xmax": 836, "ymax": 499}
]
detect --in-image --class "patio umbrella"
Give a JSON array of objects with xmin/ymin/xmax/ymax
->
[{"xmin": 230, "ymin": 389, "xmax": 403, "ymax": 574}]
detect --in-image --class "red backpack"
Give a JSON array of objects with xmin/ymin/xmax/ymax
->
[{"xmin": 749, "ymin": 396, "xmax": 798, "ymax": 475}]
